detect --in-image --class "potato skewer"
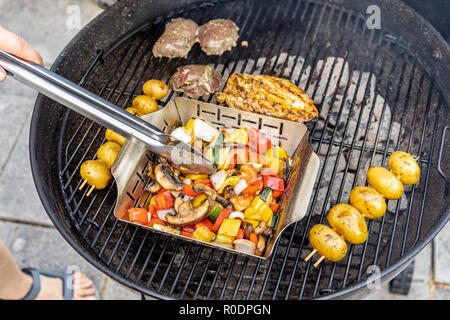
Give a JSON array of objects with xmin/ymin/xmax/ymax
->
[
  {"xmin": 305, "ymin": 151, "xmax": 420, "ymax": 267},
  {"xmin": 78, "ymin": 79, "xmax": 167, "ymax": 197}
]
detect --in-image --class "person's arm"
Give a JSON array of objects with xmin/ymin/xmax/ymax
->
[{"xmin": 0, "ymin": 24, "xmax": 43, "ymax": 82}]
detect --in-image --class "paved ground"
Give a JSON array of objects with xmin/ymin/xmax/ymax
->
[{"xmin": 0, "ymin": 0, "xmax": 448, "ymax": 300}]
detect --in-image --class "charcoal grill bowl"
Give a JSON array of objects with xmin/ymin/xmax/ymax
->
[{"xmin": 29, "ymin": 0, "xmax": 449, "ymax": 299}]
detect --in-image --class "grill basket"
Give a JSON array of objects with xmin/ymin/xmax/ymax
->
[{"xmin": 112, "ymin": 97, "xmax": 320, "ymax": 259}]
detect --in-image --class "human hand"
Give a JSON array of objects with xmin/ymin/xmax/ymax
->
[{"xmin": 0, "ymin": 24, "xmax": 43, "ymax": 82}]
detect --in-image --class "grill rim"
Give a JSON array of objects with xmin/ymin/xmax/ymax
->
[{"xmin": 29, "ymin": 0, "xmax": 450, "ymax": 299}]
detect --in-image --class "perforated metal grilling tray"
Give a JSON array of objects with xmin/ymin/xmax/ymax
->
[{"xmin": 112, "ymin": 97, "xmax": 320, "ymax": 259}]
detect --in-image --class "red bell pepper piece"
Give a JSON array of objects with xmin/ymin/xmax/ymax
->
[
  {"xmin": 263, "ymin": 176, "xmax": 285, "ymax": 191},
  {"xmin": 182, "ymin": 184, "xmax": 202, "ymax": 197},
  {"xmin": 181, "ymin": 230, "xmax": 193, "ymax": 237},
  {"xmin": 211, "ymin": 208, "xmax": 231, "ymax": 232},
  {"xmin": 163, "ymin": 191, "xmax": 174, "ymax": 208},
  {"xmin": 148, "ymin": 217, "xmax": 166, "ymax": 227},
  {"xmin": 181, "ymin": 226, "xmax": 195, "ymax": 237},
  {"xmin": 249, "ymin": 232, "xmax": 258, "ymax": 247},
  {"xmin": 270, "ymin": 203, "xmax": 280, "ymax": 213},
  {"xmin": 197, "ymin": 179, "xmax": 214, "ymax": 189},
  {"xmin": 149, "ymin": 205, "xmax": 158, "ymax": 218},
  {"xmin": 128, "ymin": 208, "xmax": 149, "ymax": 225},
  {"xmin": 195, "ymin": 219, "xmax": 214, "ymax": 232},
  {"xmin": 154, "ymin": 193, "xmax": 166, "ymax": 210},
  {"xmin": 241, "ymin": 179, "xmax": 263, "ymax": 196},
  {"xmin": 248, "ymin": 128, "xmax": 271, "ymax": 154},
  {"xmin": 236, "ymin": 228, "xmax": 245, "ymax": 240},
  {"xmin": 272, "ymin": 190, "xmax": 282, "ymax": 199},
  {"xmin": 182, "ymin": 226, "xmax": 196, "ymax": 234},
  {"xmin": 155, "ymin": 191, "xmax": 174, "ymax": 210}
]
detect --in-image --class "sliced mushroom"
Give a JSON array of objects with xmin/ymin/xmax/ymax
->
[
  {"xmin": 192, "ymin": 182, "xmax": 232, "ymax": 208},
  {"xmin": 242, "ymin": 221, "xmax": 253, "ymax": 239},
  {"xmin": 145, "ymin": 178, "xmax": 161, "ymax": 193},
  {"xmin": 166, "ymin": 196, "xmax": 209, "ymax": 227},
  {"xmin": 233, "ymin": 239, "xmax": 256, "ymax": 255},
  {"xmin": 155, "ymin": 163, "xmax": 184, "ymax": 191},
  {"xmin": 261, "ymin": 227, "xmax": 274, "ymax": 239},
  {"xmin": 222, "ymin": 185, "xmax": 236, "ymax": 200},
  {"xmin": 255, "ymin": 235, "xmax": 266, "ymax": 256}
]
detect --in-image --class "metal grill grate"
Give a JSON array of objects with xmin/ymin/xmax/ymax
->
[{"xmin": 56, "ymin": 0, "xmax": 448, "ymax": 299}]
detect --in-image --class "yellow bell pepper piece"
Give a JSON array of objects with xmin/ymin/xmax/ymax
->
[
  {"xmin": 224, "ymin": 128, "xmax": 248, "ymax": 145},
  {"xmin": 274, "ymin": 146, "xmax": 288, "ymax": 159},
  {"xmin": 261, "ymin": 206, "xmax": 273, "ymax": 225},
  {"xmin": 251, "ymin": 196, "xmax": 266, "ymax": 212},
  {"xmin": 251, "ymin": 196, "xmax": 273, "ymax": 224},
  {"xmin": 218, "ymin": 176, "xmax": 241, "ymax": 194},
  {"xmin": 244, "ymin": 207, "xmax": 261, "ymax": 220},
  {"xmin": 150, "ymin": 195, "xmax": 156, "ymax": 207},
  {"xmin": 264, "ymin": 148, "xmax": 273, "ymax": 166},
  {"xmin": 214, "ymin": 234, "xmax": 235, "ymax": 245},
  {"xmin": 192, "ymin": 226, "xmax": 216, "ymax": 242},
  {"xmin": 218, "ymin": 219, "xmax": 242, "ymax": 237},
  {"xmin": 244, "ymin": 218, "xmax": 260, "ymax": 229},
  {"xmin": 185, "ymin": 119, "xmax": 195, "ymax": 136},
  {"xmin": 186, "ymin": 174, "xmax": 209, "ymax": 181},
  {"xmin": 192, "ymin": 194, "xmax": 208, "ymax": 208}
]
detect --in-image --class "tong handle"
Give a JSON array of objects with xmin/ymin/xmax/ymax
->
[{"xmin": 0, "ymin": 49, "xmax": 170, "ymax": 152}]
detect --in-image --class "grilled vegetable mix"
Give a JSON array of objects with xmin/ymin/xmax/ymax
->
[
  {"xmin": 79, "ymin": 79, "xmax": 167, "ymax": 196},
  {"xmin": 127, "ymin": 118, "xmax": 290, "ymax": 256},
  {"xmin": 306, "ymin": 151, "xmax": 420, "ymax": 267}
]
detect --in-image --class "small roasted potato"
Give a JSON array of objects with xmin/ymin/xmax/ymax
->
[
  {"xmin": 349, "ymin": 186, "xmax": 386, "ymax": 219},
  {"xmin": 309, "ymin": 224, "xmax": 347, "ymax": 262},
  {"xmin": 97, "ymin": 141, "xmax": 121, "ymax": 168},
  {"xmin": 327, "ymin": 204, "xmax": 368, "ymax": 244},
  {"xmin": 367, "ymin": 166, "xmax": 404, "ymax": 200},
  {"xmin": 125, "ymin": 107, "xmax": 142, "ymax": 117},
  {"xmin": 80, "ymin": 159, "xmax": 111, "ymax": 190},
  {"xmin": 132, "ymin": 95, "xmax": 158, "ymax": 115},
  {"xmin": 105, "ymin": 129, "xmax": 126, "ymax": 146},
  {"xmin": 388, "ymin": 151, "xmax": 420, "ymax": 185},
  {"xmin": 143, "ymin": 79, "xmax": 168, "ymax": 100}
]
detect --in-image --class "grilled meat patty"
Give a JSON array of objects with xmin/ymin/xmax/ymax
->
[
  {"xmin": 168, "ymin": 65, "xmax": 222, "ymax": 99},
  {"xmin": 152, "ymin": 18, "xmax": 199, "ymax": 58},
  {"xmin": 216, "ymin": 73, "xmax": 318, "ymax": 122},
  {"xmin": 197, "ymin": 19, "xmax": 239, "ymax": 55}
]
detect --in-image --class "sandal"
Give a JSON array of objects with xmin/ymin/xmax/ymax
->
[{"xmin": 21, "ymin": 268, "xmax": 74, "ymax": 300}]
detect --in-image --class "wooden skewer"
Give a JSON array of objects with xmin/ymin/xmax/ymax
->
[
  {"xmin": 304, "ymin": 249, "xmax": 317, "ymax": 262},
  {"xmin": 313, "ymin": 256, "xmax": 326, "ymax": 268},
  {"xmin": 79, "ymin": 179, "xmax": 88, "ymax": 191},
  {"xmin": 86, "ymin": 185, "xmax": 95, "ymax": 197}
]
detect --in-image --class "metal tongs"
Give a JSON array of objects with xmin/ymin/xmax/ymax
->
[{"xmin": 0, "ymin": 49, "xmax": 215, "ymax": 175}]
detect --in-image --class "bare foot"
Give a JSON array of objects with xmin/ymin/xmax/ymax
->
[{"xmin": 32, "ymin": 272, "xmax": 96, "ymax": 300}]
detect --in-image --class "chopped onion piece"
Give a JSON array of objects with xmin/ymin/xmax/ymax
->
[
  {"xmin": 170, "ymin": 127, "xmax": 192, "ymax": 145},
  {"xmin": 234, "ymin": 179, "xmax": 248, "ymax": 195},
  {"xmin": 183, "ymin": 178, "xmax": 192, "ymax": 185},
  {"xmin": 183, "ymin": 195, "xmax": 194, "ymax": 202},
  {"xmin": 229, "ymin": 211, "xmax": 245, "ymax": 220},
  {"xmin": 157, "ymin": 208, "xmax": 175, "ymax": 222},
  {"xmin": 194, "ymin": 119, "xmax": 217, "ymax": 142},
  {"xmin": 210, "ymin": 169, "xmax": 227, "ymax": 191}
]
